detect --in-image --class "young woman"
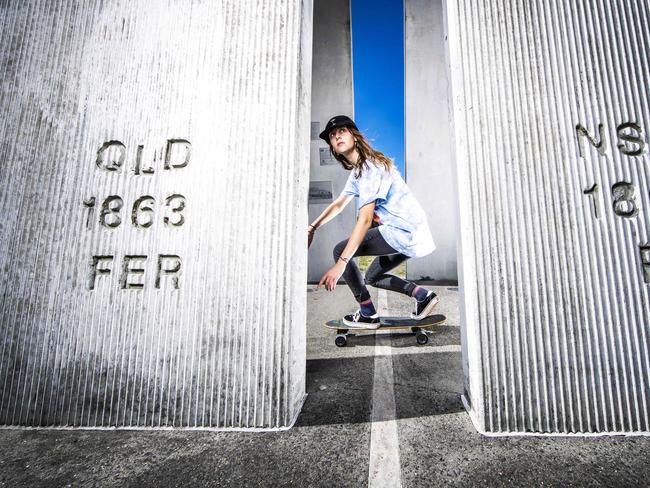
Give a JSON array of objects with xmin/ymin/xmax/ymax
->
[{"xmin": 308, "ymin": 115, "xmax": 439, "ymax": 329}]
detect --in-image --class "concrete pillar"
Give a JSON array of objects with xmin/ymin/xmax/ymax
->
[
  {"xmin": 308, "ymin": 0, "xmax": 355, "ymax": 282},
  {"xmin": 404, "ymin": 0, "xmax": 459, "ymax": 283},
  {"xmin": 0, "ymin": 0, "xmax": 312, "ymax": 429},
  {"xmin": 446, "ymin": 0, "xmax": 650, "ymax": 434}
]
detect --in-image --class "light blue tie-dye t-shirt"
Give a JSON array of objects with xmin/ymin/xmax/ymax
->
[{"xmin": 340, "ymin": 160, "xmax": 435, "ymax": 258}]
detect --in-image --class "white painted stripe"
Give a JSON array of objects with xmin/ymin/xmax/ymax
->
[
  {"xmin": 308, "ymin": 344, "xmax": 462, "ymax": 361},
  {"xmin": 368, "ymin": 290, "xmax": 402, "ymax": 488}
]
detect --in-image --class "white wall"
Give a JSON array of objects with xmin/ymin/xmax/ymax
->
[
  {"xmin": 404, "ymin": 0, "xmax": 459, "ymax": 283},
  {"xmin": 308, "ymin": 0, "xmax": 355, "ymax": 282}
]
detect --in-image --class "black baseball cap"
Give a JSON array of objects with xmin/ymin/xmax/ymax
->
[{"xmin": 319, "ymin": 115, "xmax": 358, "ymax": 143}]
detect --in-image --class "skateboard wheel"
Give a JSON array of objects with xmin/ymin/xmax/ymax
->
[
  {"xmin": 335, "ymin": 335, "xmax": 347, "ymax": 347},
  {"xmin": 416, "ymin": 333, "xmax": 428, "ymax": 345}
]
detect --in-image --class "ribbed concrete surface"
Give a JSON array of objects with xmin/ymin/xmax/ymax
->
[
  {"xmin": 446, "ymin": 0, "xmax": 649, "ymax": 433},
  {"xmin": 0, "ymin": 0, "xmax": 311, "ymax": 428}
]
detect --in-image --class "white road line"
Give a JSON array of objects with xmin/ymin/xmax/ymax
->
[
  {"xmin": 308, "ymin": 344, "xmax": 460, "ymax": 361},
  {"xmin": 368, "ymin": 289, "xmax": 402, "ymax": 488}
]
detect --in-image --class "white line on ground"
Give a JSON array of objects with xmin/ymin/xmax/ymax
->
[
  {"xmin": 308, "ymin": 344, "xmax": 461, "ymax": 361},
  {"xmin": 368, "ymin": 289, "xmax": 402, "ymax": 488}
]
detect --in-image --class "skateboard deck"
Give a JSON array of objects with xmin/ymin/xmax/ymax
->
[{"xmin": 324, "ymin": 313, "xmax": 446, "ymax": 347}]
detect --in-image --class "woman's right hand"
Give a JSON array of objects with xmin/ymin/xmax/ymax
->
[{"xmin": 307, "ymin": 229, "xmax": 314, "ymax": 249}]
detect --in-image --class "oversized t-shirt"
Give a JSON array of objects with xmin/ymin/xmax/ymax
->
[{"xmin": 340, "ymin": 160, "xmax": 435, "ymax": 258}]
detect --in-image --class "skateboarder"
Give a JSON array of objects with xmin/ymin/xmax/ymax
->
[{"xmin": 308, "ymin": 115, "xmax": 439, "ymax": 329}]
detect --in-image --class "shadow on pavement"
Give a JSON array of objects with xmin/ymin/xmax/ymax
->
[{"xmin": 295, "ymin": 350, "xmax": 465, "ymax": 427}]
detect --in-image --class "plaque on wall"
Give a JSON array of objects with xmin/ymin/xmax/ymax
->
[
  {"xmin": 319, "ymin": 147, "xmax": 337, "ymax": 166},
  {"xmin": 308, "ymin": 180, "xmax": 333, "ymax": 204},
  {"xmin": 311, "ymin": 121, "xmax": 320, "ymax": 140}
]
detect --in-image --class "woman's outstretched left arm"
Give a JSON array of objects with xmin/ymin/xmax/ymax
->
[{"xmin": 316, "ymin": 202, "xmax": 375, "ymax": 291}]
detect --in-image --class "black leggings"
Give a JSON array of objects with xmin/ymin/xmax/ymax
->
[{"xmin": 333, "ymin": 227, "xmax": 419, "ymax": 303}]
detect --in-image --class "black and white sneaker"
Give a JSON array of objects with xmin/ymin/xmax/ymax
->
[
  {"xmin": 410, "ymin": 291, "xmax": 440, "ymax": 320},
  {"xmin": 342, "ymin": 309, "xmax": 381, "ymax": 329}
]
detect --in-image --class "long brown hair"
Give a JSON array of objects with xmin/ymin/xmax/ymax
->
[{"xmin": 328, "ymin": 126, "xmax": 395, "ymax": 178}]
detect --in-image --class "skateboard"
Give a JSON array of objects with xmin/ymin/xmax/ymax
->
[{"xmin": 323, "ymin": 314, "xmax": 446, "ymax": 347}]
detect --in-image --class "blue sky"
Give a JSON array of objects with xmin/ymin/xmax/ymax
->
[{"xmin": 351, "ymin": 0, "xmax": 404, "ymax": 175}]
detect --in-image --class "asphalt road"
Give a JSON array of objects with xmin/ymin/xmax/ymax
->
[{"xmin": 1, "ymin": 285, "xmax": 649, "ymax": 487}]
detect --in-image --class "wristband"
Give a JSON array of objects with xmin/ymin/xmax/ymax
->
[{"xmin": 338, "ymin": 256, "xmax": 349, "ymax": 264}]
